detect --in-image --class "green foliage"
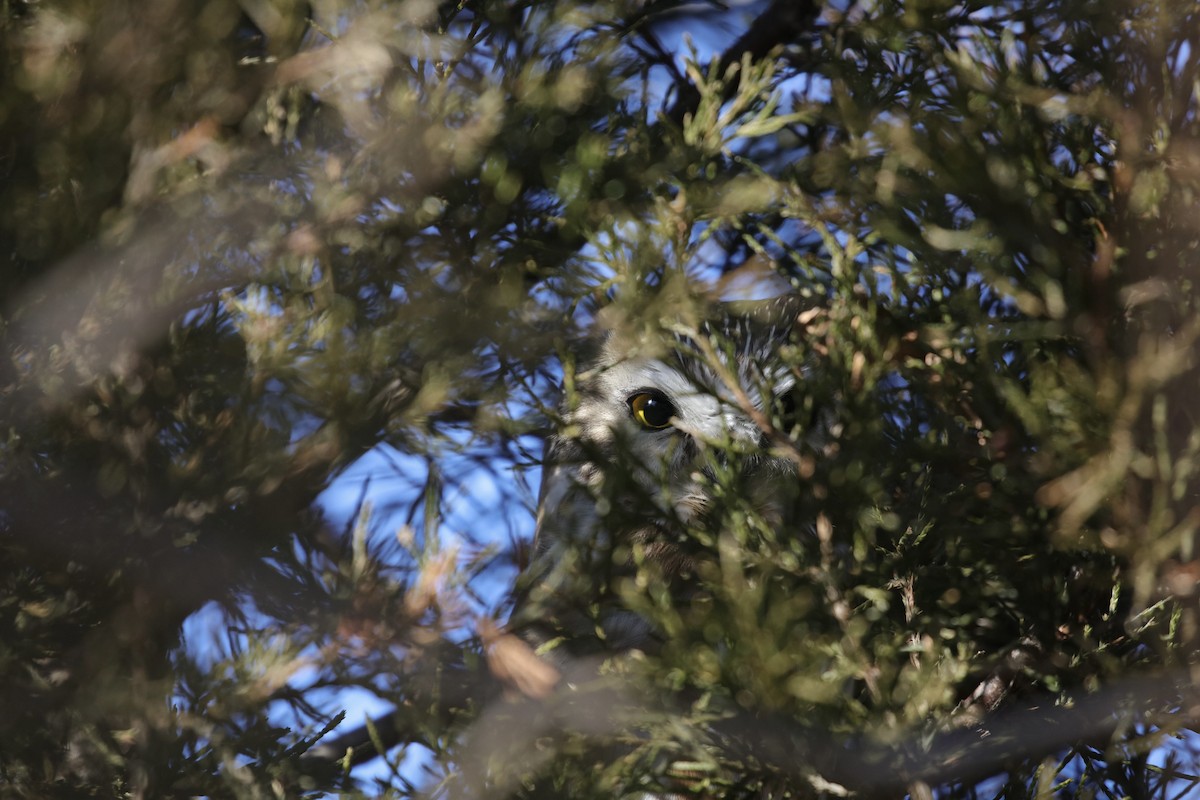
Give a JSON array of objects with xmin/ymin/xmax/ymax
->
[{"xmin": 0, "ymin": 0, "xmax": 1198, "ymax": 797}]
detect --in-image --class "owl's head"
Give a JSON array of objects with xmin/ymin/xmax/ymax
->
[
  {"xmin": 518, "ymin": 296, "xmax": 813, "ymax": 653},
  {"xmin": 566, "ymin": 298, "xmax": 804, "ymax": 522}
]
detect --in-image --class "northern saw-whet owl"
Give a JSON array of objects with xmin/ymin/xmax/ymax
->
[{"xmin": 512, "ymin": 296, "xmax": 810, "ymax": 660}]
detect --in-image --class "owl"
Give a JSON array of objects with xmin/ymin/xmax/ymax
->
[{"xmin": 511, "ymin": 296, "xmax": 810, "ymax": 660}]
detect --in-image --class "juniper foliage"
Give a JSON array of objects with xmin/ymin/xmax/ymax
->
[{"xmin": 0, "ymin": 0, "xmax": 1198, "ymax": 797}]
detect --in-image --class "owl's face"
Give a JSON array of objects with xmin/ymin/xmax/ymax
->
[
  {"xmin": 561, "ymin": 333, "xmax": 794, "ymax": 531},
  {"xmin": 519, "ymin": 301, "xmax": 804, "ymax": 652}
]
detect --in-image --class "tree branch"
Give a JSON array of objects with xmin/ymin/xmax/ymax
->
[{"xmin": 665, "ymin": 0, "xmax": 821, "ymax": 127}]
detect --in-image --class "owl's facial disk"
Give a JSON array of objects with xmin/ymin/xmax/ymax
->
[
  {"xmin": 573, "ymin": 356, "xmax": 787, "ymax": 528},
  {"xmin": 593, "ymin": 357, "xmax": 769, "ymax": 449}
]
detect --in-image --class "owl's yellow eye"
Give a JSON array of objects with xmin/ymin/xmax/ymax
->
[{"xmin": 628, "ymin": 390, "xmax": 676, "ymax": 430}]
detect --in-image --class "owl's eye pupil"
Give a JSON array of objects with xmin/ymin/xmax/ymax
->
[{"xmin": 628, "ymin": 390, "xmax": 676, "ymax": 430}]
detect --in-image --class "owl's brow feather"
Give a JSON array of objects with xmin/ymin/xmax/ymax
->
[{"xmin": 668, "ymin": 312, "xmax": 794, "ymax": 402}]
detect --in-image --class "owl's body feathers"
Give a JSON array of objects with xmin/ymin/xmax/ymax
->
[{"xmin": 514, "ymin": 297, "xmax": 806, "ymax": 656}]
